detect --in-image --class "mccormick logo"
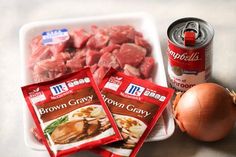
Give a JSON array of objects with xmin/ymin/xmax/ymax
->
[
  {"xmin": 50, "ymin": 83, "xmax": 69, "ymax": 96},
  {"xmin": 125, "ymin": 83, "xmax": 145, "ymax": 96}
]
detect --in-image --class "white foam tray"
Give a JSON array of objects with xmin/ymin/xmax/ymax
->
[{"xmin": 19, "ymin": 13, "xmax": 175, "ymax": 150}]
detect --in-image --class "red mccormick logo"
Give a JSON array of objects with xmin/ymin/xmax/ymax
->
[
  {"xmin": 50, "ymin": 82, "xmax": 68, "ymax": 96},
  {"xmin": 168, "ymin": 48, "xmax": 200, "ymax": 62},
  {"xmin": 125, "ymin": 83, "xmax": 145, "ymax": 96}
]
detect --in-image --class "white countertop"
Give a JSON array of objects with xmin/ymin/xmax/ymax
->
[{"xmin": 0, "ymin": 0, "xmax": 235, "ymax": 156}]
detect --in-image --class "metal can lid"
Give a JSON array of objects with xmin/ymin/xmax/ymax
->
[{"xmin": 167, "ymin": 17, "xmax": 214, "ymax": 48}]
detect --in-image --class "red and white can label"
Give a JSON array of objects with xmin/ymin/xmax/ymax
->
[{"xmin": 167, "ymin": 41, "xmax": 212, "ymax": 91}]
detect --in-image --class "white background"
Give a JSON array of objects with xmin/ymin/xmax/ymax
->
[{"xmin": 0, "ymin": 0, "xmax": 235, "ymax": 157}]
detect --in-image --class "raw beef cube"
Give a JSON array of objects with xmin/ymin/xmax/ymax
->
[
  {"xmin": 135, "ymin": 36, "xmax": 152, "ymax": 55},
  {"xmin": 33, "ymin": 56, "xmax": 67, "ymax": 82},
  {"xmin": 114, "ymin": 43, "xmax": 146, "ymax": 68},
  {"xmin": 67, "ymin": 56, "xmax": 85, "ymax": 69},
  {"xmin": 139, "ymin": 57, "xmax": 155, "ymax": 78},
  {"xmin": 90, "ymin": 25, "xmax": 109, "ymax": 35},
  {"xmin": 29, "ymin": 39, "xmax": 68, "ymax": 69},
  {"xmin": 49, "ymin": 41, "xmax": 68, "ymax": 55},
  {"xmin": 112, "ymin": 49, "xmax": 119, "ymax": 56},
  {"xmin": 109, "ymin": 25, "xmax": 135, "ymax": 44},
  {"xmin": 30, "ymin": 35, "xmax": 44, "ymax": 55},
  {"xmin": 93, "ymin": 66, "xmax": 108, "ymax": 85},
  {"xmin": 75, "ymin": 48, "xmax": 87, "ymax": 58},
  {"xmin": 86, "ymin": 49, "xmax": 103, "ymax": 66},
  {"xmin": 69, "ymin": 48, "xmax": 87, "ymax": 60},
  {"xmin": 30, "ymin": 35, "xmax": 43, "ymax": 54},
  {"xmin": 98, "ymin": 52, "xmax": 120, "ymax": 69},
  {"xmin": 123, "ymin": 64, "xmax": 140, "ymax": 78},
  {"xmin": 66, "ymin": 49, "xmax": 87, "ymax": 72},
  {"xmin": 54, "ymin": 52, "xmax": 71, "ymax": 61},
  {"xmin": 87, "ymin": 30, "xmax": 109, "ymax": 49},
  {"xmin": 70, "ymin": 29, "xmax": 91, "ymax": 48},
  {"xmin": 100, "ymin": 43, "xmax": 120, "ymax": 53},
  {"xmin": 66, "ymin": 58, "xmax": 84, "ymax": 73},
  {"xmin": 28, "ymin": 46, "xmax": 52, "ymax": 69},
  {"xmin": 34, "ymin": 57, "xmax": 66, "ymax": 74}
]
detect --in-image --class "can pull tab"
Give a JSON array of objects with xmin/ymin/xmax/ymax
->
[{"xmin": 182, "ymin": 21, "xmax": 200, "ymax": 46}]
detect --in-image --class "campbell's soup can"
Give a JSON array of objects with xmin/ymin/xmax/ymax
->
[{"xmin": 167, "ymin": 17, "xmax": 214, "ymax": 91}]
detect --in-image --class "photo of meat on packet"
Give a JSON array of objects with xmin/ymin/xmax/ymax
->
[
  {"xmin": 94, "ymin": 68, "xmax": 174, "ymax": 157},
  {"xmin": 21, "ymin": 68, "xmax": 122, "ymax": 157}
]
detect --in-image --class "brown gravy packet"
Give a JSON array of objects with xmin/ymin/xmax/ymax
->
[
  {"xmin": 21, "ymin": 68, "xmax": 122, "ymax": 157},
  {"xmin": 94, "ymin": 69, "xmax": 174, "ymax": 157}
]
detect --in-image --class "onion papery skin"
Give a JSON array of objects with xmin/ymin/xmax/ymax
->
[{"xmin": 174, "ymin": 83, "xmax": 236, "ymax": 142}]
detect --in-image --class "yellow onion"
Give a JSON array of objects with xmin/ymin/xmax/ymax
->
[{"xmin": 173, "ymin": 83, "xmax": 236, "ymax": 142}]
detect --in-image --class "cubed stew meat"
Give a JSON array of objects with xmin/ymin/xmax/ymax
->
[{"xmin": 29, "ymin": 25, "xmax": 155, "ymax": 84}]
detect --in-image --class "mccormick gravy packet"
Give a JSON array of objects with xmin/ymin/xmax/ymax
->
[
  {"xmin": 21, "ymin": 68, "xmax": 122, "ymax": 157},
  {"xmin": 94, "ymin": 69, "xmax": 174, "ymax": 157}
]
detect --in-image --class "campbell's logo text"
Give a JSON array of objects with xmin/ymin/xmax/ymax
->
[{"xmin": 168, "ymin": 48, "xmax": 200, "ymax": 62}]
